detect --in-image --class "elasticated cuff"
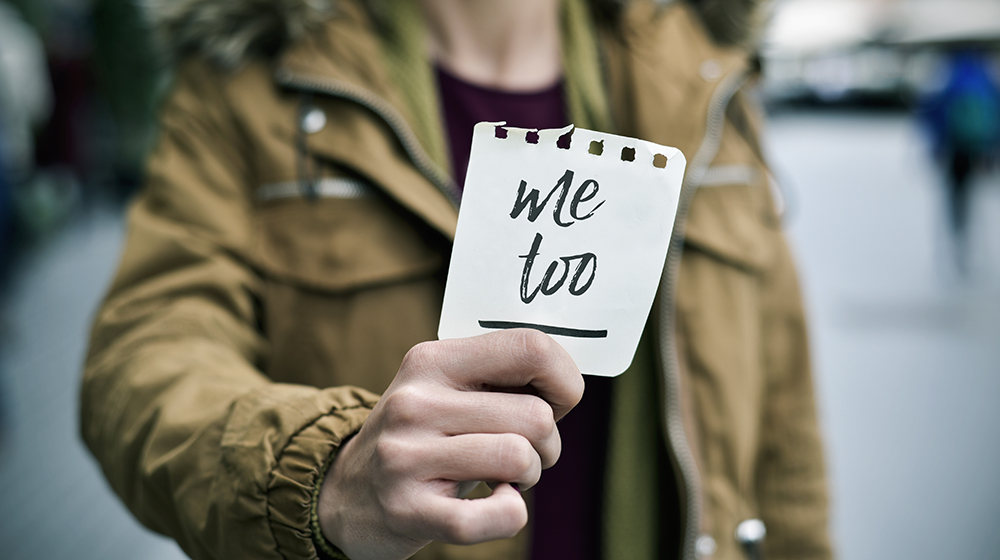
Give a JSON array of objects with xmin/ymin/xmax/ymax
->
[
  {"xmin": 265, "ymin": 387, "xmax": 377, "ymax": 559},
  {"xmin": 310, "ymin": 448, "xmax": 352, "ymax": 560}
]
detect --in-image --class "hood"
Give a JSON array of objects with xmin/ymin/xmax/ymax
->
[
  {"xmin": 145, "ymin": 0, "xmax": 761, "ymax": 69},
  {"xmin": 144, "ymin": 0, "xmax": 334, "ymax": 67}
]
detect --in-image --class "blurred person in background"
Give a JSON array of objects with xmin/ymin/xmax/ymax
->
[
  {"xmin": 81, "ymin": 1, "xmax": 832, "ymax": 560},
  {"xmin": 922, "ymin": 50, "xmax": 1000, "ymax": 274}
]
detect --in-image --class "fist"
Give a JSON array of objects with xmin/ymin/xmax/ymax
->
[{"xmin": 317, "ymin": 329, "xmax": 584, "ymax": 560}]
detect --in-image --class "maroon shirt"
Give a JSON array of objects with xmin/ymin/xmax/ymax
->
[
  {"xmin": 436, "ymin": 64, "xmax": 613, "ymax": 559},
  {"xmin": 437, "ymin": 65, "xmax": 570, "ymax": 190}
]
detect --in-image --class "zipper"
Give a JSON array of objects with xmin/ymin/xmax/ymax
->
[
  {"xmin": 275, "ymin": 67, "xmax": 462, "ymax": 209},
  {"xmin": 278, "ymin": 60, "xmax": 751, "ymax": 560},
  {"xmin": 660, "ymin": 67, "xmax": 750, "ymax": 560}
]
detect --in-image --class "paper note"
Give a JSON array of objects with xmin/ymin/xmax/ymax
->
[{"xmin": 439, "ymin": 122, "xmax": 685, "ymax": 376}]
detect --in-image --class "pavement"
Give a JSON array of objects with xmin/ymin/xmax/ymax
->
[
  {"xmin": 0, "ymin": 109, "xmax": 998, "ymax": 559},
  {"xmin": 766, "ymin": 109, "xmax": 1000, "ymax": 560},
  {"xmin": 0, "ymin": 202, "xmax": 187, "ymax": 560}
]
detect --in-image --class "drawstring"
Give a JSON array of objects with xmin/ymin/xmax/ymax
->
[{"xmin": 296, "ymin": 93, "xmax": 319, "ymax": 201}]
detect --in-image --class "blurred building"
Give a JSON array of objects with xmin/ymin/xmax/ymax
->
[{"xmin": 760, "ymin": 0, "xmax": 1000, "ymax": 105}]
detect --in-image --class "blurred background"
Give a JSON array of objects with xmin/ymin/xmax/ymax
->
[{"xmin": 0, "ymin": 0, "xmax": 997, "ymax": 558}]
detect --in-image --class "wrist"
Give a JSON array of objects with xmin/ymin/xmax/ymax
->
[{"xmin": 311, "ymin": 437, "xmax": 357, "ymax": 560}]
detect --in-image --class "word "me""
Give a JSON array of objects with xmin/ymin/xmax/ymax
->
[{"xmin": 510, "ymin": 169, "xmax": 606, "ymax": 226}]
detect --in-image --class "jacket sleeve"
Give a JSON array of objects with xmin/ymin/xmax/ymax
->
[
  {"xmin": 81, "ymin": 60, "xmax": 378, "ymax": 560},
  {"xmin": 755, "ymin": 200, "xmax": 833, "ymax": 560}
]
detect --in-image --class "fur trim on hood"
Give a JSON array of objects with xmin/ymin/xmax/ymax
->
[
  {"xmin": 145, "ymin": 0, "xmax": 760, "ymax": 69},
  {"xmin": 144, "ymin": 0, "xmax": 334, "ymax": 68}
]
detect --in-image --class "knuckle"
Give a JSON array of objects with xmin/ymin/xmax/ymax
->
[
  {"xmin": 498, "ymin": 434, "xmax": 536, "ymax": 477},
  {"xmin": 518, "ymin": 328, "xmax": 554, "ymax": 357},
  {"xmin": 512, "ymin": 329, "xmax": 559, "ymax": 372},
  {"xmin": 441, "ymin": 508, "xmax": 478, "ymax": 544},
  {"xmin": 497, "ymin": 499, "xmax": 529, "ymax": 538},
  {"xmin": 382, "ymin": 385, "xmax": 432, "ymax": 427},
  {"xmin": 400, "ymin": 341, "xmax": 441, "ymax": 375},
  {"xmin": 523, "ymin": 397, "xmax": 556, "ymax": 442}
]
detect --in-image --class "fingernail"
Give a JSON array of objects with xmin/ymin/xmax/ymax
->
[{"xmin": 510, "ymin": 483, "xmax": 521, "ymax": 492}]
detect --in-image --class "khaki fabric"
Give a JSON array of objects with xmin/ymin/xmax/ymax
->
[{"xmin": 81, "ymin": 1, "xmax": 832, "ymax": 559}]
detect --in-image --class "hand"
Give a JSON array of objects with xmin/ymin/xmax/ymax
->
[{"xmin": 317, "ymin": 329, "xmax": 584, "ymax": 560}]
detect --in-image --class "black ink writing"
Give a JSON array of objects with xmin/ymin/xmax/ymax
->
[
  {"xmin": 509, "ymin": 169, "xmax": 605, "ymax": 227},
  {"xmin": 518, "ymin": 232, "xmax": 597, "ymax": 304}
]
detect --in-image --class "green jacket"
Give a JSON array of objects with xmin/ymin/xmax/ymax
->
[{"xmin": 82, "ymin": 1, "xmax": 832, "ymax": 559}]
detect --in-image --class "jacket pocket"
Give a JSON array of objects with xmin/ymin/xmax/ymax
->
[
  {"xmin": 251, "ymin": 176, "xmax": 445, "ymax": 293},
  {"xmin": 682, "ymin": 169, "xmax": 777, "ymax": 272}
]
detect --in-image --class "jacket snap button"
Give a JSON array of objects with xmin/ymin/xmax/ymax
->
[
  {"xmin": 735, "ymin": 518, "xmax": 766, "ymax": 544},
  {"xmin": 735, "ymin": 519, "xmax": 767, "ymax": 560},
  {"xmin": 699, "ymin": 58, "xmax": 722, "ymax": 81},
  {"xmin": 301, "ymin": 107, "xmax": 327, "ymax": 134},
  {"xmin": 695, "ymin": 534, "xmax": 717, "ymax": 558}
]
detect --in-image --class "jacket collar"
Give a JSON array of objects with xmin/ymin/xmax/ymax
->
[
  {"xmin": 605, "ymin": 0, "xmax": 749, "ymax": 159},
  {"xmin": 273, "ymin": 0, "xmax": 752, "ymax": 242},
  {"xmin": 274, "ymin": 0, "xmax": 461, "ymax": 238}
]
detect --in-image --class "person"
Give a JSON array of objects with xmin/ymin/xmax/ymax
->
[
  {"xmin": 922, "ymin": 50, "xmax": 1000, "ymax": 274},
  {"xmin": 81, "ymin": 0, "xmax": 833, "ymax": 559}
]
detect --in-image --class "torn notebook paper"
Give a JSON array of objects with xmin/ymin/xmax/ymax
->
[{"xmin": 439, "ymin": 122, "xmax": 686, "ymax": 377}]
